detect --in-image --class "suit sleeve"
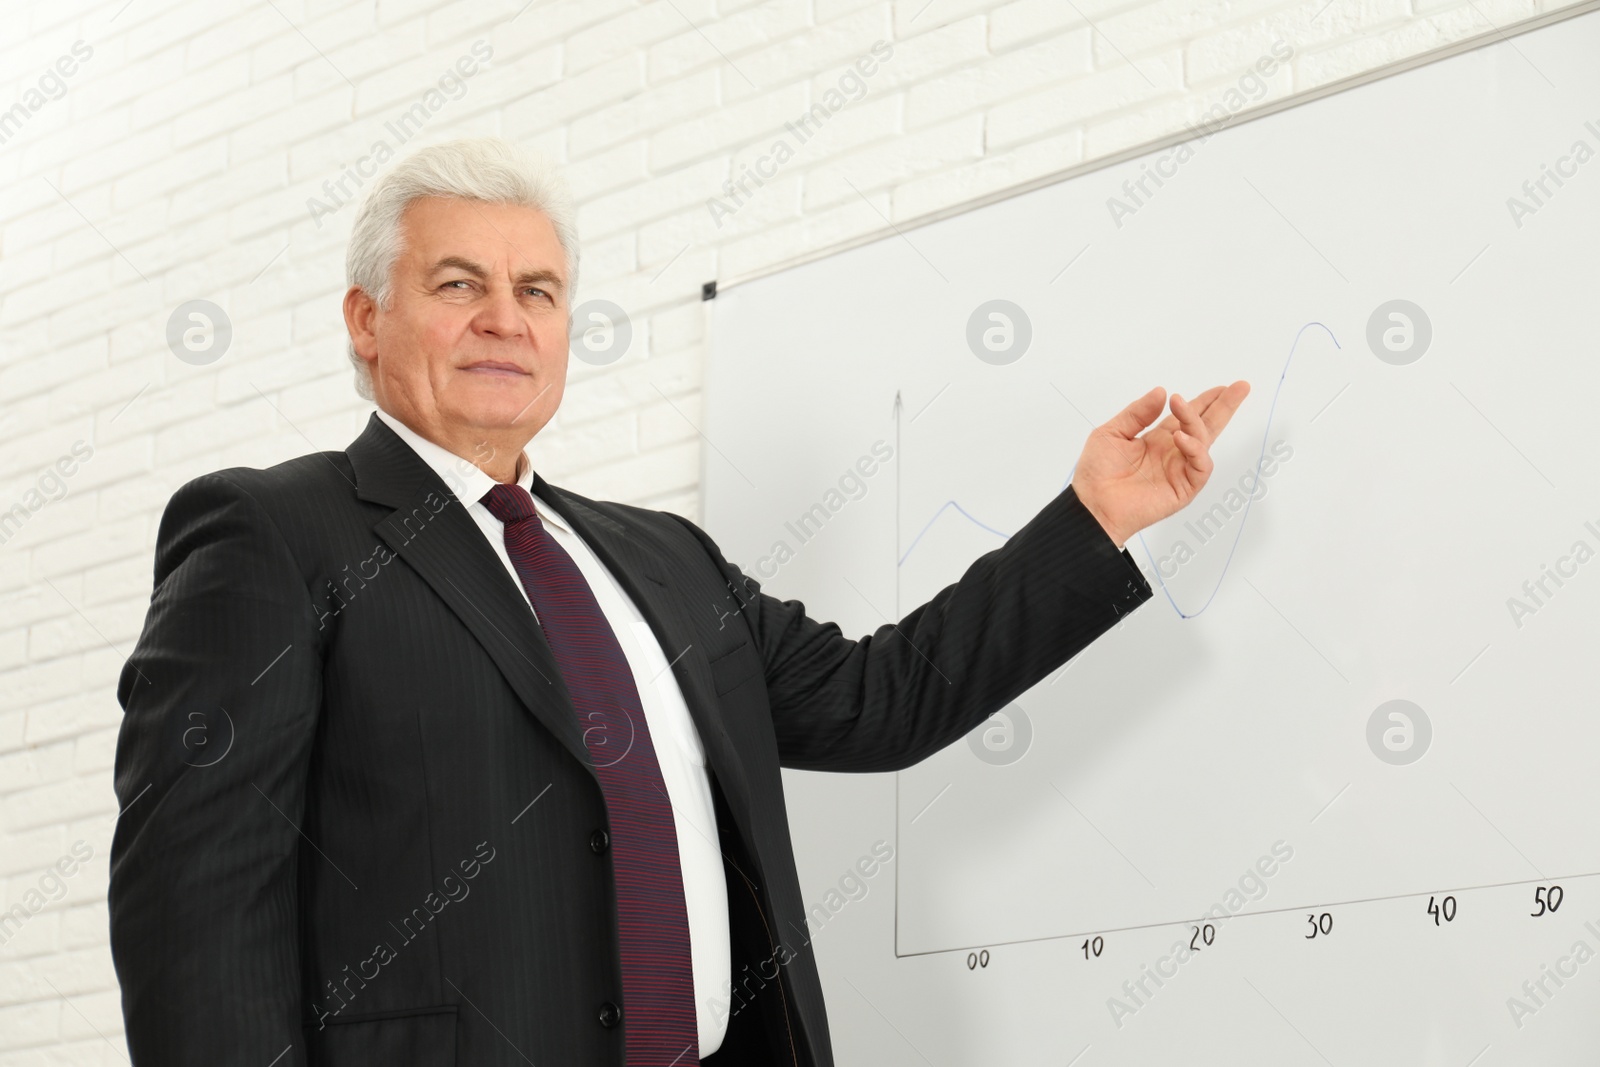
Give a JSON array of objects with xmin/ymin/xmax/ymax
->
[
  {"xmin": 109, "ymin": 472, "xmax": 321, "ymax": 1065},
  {"xmin": 673, "ymin": 484, "xmax": 1154, "ymax": 773}
]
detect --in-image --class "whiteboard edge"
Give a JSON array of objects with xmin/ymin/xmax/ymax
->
[{"xmin": 715, "ymin": 0, "xmax": 1600, "ymax": 294}]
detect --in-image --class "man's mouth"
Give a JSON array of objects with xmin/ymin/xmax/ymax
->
[{"xmin": 463, "ymin": 361, "xmax": 529, "ymax": 377}]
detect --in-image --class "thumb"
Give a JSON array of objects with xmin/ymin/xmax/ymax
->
[{"xmin": 1102, "ymin": 386, "xmax": 1166, "ymax": 441}]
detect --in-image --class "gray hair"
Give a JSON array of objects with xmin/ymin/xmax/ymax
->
[{"xmin": 344, "ymin": 137, "xmax": 580, "ymax": 400}]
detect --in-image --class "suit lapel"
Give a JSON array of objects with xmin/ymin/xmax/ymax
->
[
  {"xmin": 348, "ymin": 413, "xmax": 594, "ymax": 781},
  {"xmin": 535, "ymin": 482, "xmax": 754, "ymax": 824}
]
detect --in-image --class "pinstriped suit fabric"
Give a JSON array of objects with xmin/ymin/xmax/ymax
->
[{"xmin": 106, "ymin": 412, "xmax": 1156, "ymax": 1067}]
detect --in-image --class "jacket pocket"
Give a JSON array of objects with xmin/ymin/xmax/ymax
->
[
  {"xmin": 707, "ymin": 640, "xmax": 761, "ymax": 696},
  {"xmin": 304, "ymin": 1004, "xmax": 457, "ymax": 1067}
]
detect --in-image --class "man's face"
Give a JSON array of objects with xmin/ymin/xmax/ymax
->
[{"xmin": 347, "ymin": 196, "xmax": 570, "ymax": 461}]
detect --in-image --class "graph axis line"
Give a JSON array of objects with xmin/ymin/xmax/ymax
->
[{"xmin": 891, "ymin": 866, "xmax": 1600, "ymax": 960}]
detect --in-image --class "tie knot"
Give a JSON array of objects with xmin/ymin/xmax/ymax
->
[{"xmin": 481, "ymin": 483, "xmax": 539, "ymax": 525}]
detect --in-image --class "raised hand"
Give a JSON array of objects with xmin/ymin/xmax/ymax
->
[{"xmin": 1070, "ymin": 381, "xmax": 1252, "ymax": 550}]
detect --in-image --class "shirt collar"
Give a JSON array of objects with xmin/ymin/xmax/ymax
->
[{"xmin": 373, "ymin": 407, "xmax": 570, "ymax": 534}]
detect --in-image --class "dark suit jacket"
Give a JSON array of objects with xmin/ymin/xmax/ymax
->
[{"xmin": 108, "ymin": 411, "xmax": 1154, "ymax": 1066}]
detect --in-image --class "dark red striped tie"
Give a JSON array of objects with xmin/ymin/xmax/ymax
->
[{"xmin": 481, "ymin": 483, "xmax": 699, "ymax": 1067}]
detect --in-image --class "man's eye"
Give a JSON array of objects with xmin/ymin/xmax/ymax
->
[{"xmin": 441, "ymin": 280, "xmax": 471, "ymax": 290}]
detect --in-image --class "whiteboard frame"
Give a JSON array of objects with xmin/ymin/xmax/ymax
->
[{"xmin": 714, "ymin": 0, "xmax": 1600, "ymax": 294}]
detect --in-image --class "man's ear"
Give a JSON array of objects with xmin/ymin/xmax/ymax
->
[{"xmin": 343, "ymin": 286, "xmax": 379, "ymax": 362}]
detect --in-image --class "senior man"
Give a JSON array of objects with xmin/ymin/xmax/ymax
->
[{"xmin": 109, "ymin": 137, "xmax": 1249, "ymax": 1066}]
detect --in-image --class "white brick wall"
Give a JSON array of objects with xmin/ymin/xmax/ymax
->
[{"xmin": 0, "ymin": 0, "xmax": 1582, "ymax": 1057}]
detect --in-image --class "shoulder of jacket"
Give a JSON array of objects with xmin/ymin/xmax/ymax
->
[{"xmin": 190, "ymin": 450, "xmax": 354, "ymax": 510}]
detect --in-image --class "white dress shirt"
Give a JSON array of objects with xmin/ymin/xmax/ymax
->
[{"xmin": 375, "ymin": 408, "xmax": 730, "ymax": 1056}]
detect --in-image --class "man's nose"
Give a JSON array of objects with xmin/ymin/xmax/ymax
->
[{"xmin": 475, "ymin": 285, "xmax": 527, "ymax": 339}]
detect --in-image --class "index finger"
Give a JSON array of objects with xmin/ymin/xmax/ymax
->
[{"xmin": 1197, "ymin": 380, "xmax": 1251, "ymax": 437}]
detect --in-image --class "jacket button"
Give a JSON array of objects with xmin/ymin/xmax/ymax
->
[
  {"xmin": 598, "ymin": 1000, "xmax": 622, "ymax": 1028},
  {"xmin": 590, "ymin": 829, "xmax": 610, "ymax": 854}
]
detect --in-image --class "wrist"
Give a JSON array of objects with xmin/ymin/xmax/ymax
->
[{"xmin": 1072, "ymin": 484, "xmax": 1127, "ymax": 551}]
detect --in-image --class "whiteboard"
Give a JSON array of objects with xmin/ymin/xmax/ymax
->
[{"xmin": 704, "ymin": 9, "xmax": 1600, "ymax": 1066}]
